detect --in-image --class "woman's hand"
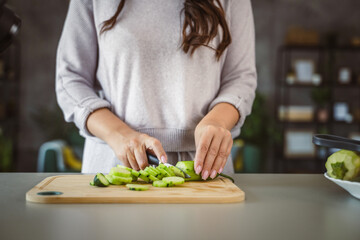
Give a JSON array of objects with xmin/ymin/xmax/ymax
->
[
  {"xmin": 107, "ymin": 130, "xmax": 167, "ymax": 171},
  {"xmin": 194, "ymin": 120, "xmax": 233, "ymax": 180},
  {"xmin": 86, "ymin": 108, "xmax": 167, "ymax": 171}
]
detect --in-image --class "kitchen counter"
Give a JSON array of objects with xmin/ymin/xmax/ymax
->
[{"xmin": 0, "ymin": 173, "xmax": 359, "ymax": 240}]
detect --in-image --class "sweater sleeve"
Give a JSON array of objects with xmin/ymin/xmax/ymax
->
[
  {"xmin": 208, "ymin": 0, "xmax": 257, "ymax": 135},
  {"xmin": 55, "ymin": 0, "xmax": 111, "ymax": 138}
]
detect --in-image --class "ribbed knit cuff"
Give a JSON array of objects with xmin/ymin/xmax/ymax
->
[
  {"xmin": 208, "ymin": 95, "xmax": 246, "ymax": 138},
  {"xmin": 74, "ymin": 97, "xmax": 111, "ymax": 138}
]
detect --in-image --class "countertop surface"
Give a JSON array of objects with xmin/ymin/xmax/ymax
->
[{"xmin": 0, "ymin": 173, "xmax": 359, "ymax": 240}]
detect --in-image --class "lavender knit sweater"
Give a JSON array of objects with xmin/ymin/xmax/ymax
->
[{"xmin": 56, "ymin": 0, "xmax": 257, "ymax": 173}]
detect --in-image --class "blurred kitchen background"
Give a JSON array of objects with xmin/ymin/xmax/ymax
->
[{"xmin": 1, "ymin": 0, "xmax": 360, "ymax": 173}]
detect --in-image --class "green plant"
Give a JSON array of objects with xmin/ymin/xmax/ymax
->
[
  {"xmin": 310, "ymin": 87, "xmax": 331, "ymax": 107},
  {"xmin": 31, "ymin": 105, "xmax": 84, "ymax": 147},
  {"xmin": 239, "ymin": 92, "xmax": 281, "ymax": 147}
]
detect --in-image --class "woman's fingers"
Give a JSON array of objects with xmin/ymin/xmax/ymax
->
[
  {"xmin": 126, "ymin": 151, "xmax": 140, "ymax": 171},
  {"xmin": 201, "ymin": 135, "xmax": 222, "ymax": 180},
  {"xmin": 133, "ymin": 145, "xmax": 148, "ymax": 170},
  {"xmin": 211, "ymin": 136, "xmax": 232, "ymax": 176},
  {"xmin": 194, "ymin": 130, "xmax": 213, "ymax": 175},
  {"xmin": 145, "ymin": 137, "xmax": 167, "ymax": 163}
]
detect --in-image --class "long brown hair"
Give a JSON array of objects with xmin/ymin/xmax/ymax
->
[{"xmin": 101, "ymin": 0, "xmax": 231, "ymax": 60}]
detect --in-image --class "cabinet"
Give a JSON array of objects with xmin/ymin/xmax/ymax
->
[{"xmin": 274, "ymin": 45, "xmax": 360, "ymax": 173}]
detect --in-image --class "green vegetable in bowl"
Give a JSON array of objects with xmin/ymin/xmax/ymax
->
[{"xmin": 326, "ymin": 150, "xmax": 360, "ymax": 181}]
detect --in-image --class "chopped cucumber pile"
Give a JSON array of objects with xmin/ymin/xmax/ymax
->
[
  {"xmin": 90, "ymin": 160, "xmax": 234, "ymax": 189},
  {"xmin": 90, "ymin": 163, "xmax": 186, "ymax": 189}
]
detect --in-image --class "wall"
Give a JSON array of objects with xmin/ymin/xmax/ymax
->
[{"xmin": 7, "ymin": 0, "xmax": 360, "ymax": 171}]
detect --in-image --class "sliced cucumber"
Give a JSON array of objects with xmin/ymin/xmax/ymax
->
[
  {"xmin": 107, "ymin": 175, "xmax": 132, "ymax": 185},
  {"xmin": 169, "ymin": 166, "xmax": 185, "ymax": 178},
  {"xmin": 109, "ymin": 167, "xmax": 132, "ymax": 178},
  {"xmin": 144, "ymin": 167, "xmax": 157, "ymax": 176},
  {"xmin": 89, "ymin": 180, "xmax": 94, "ymax": 186},
  {"xmin": 130, "ymin": 169, "xmax": 139, "ymax": 181},
  {"xmin": 153, "ymin": 180, "xmax": 169, "ymax": 187},
  {"xmin": 149, "ymin": 166, "xmax": 161, "ymax": 175},
  {"xmin": 139, "ymin": 170, "xmax": 149, "ymax": 177},
  {"xmin": 126, "ymin": 184, "xmax": 149, "ymax": 191},
  {"xmin": 145, "ymin": 167, "xmax": 162, "ymax": 179},
  {"xmin": 105, "ymin": 174, "xmax": 114, "ymax": 184},
  {"xmin": 162, "ymin": 166, "xmax": 176, "ymax": 176},
  {"xmin": 131, "ymin": 169, "xmax": 140, "ymax": 178},
  {"xmin": 138, "ymin": 170, "xmax": 150, "ymax": 183},
  {"xmin": 162, "ymin": 176, "xmax": 185, "ymax": 185},
  {"xmin": 116, "ymin": 165, "xmax": 133, "ymax": 172},
  {"xmin": 93, "ymin": 173, "xmax": 110, "ymax": 187},
  {"xmin": 157, "ymin": 167, "xmax": 171, "ymax": 177},
  {"xmin": 148, "ymin": 175, "xmax": 160, "ymax": 182}
]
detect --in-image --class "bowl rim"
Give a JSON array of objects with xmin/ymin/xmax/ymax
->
[{"xmin": 324, "ymin": 172, "xmax": 360, "ymax": 186}]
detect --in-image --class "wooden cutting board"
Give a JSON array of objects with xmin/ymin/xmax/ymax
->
[{"xmin": 26, "ymin": 175, "xmax": 244, "ymax": 204}]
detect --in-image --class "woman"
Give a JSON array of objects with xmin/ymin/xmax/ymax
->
[{"xmin": 56, "ymin": 0, "xmax": 257, "ymax": 180}]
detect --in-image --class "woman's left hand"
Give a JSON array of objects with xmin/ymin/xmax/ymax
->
[{"xmin": 194, "ymin": 120, "xmax": 233, "ymax": 180}]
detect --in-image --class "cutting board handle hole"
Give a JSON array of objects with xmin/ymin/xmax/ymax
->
[{"xmin": 37, "ymin": 191, "xmax": 63, "ymax": 196}]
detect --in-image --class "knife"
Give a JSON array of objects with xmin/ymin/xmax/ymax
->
[{"xmin": 146, "ymin": 153, "xmax": 191, "ymax": 178}]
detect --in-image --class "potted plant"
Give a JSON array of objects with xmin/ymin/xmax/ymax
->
[
  {"xmin": 310, "ymin": 87, "xmax": 331, "ymax": 123},
  {"xmin": 238, "ymin": 92, "xmax": 280, "ymax": 173}
]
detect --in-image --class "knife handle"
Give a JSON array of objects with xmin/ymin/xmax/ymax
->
[
  {"xmin": 146, "ymin": 153, "xmax": 160, "ymax": 166},
  {"xmin": 312, "ymin": 134, "xmax": 360, "ymax": 152}
]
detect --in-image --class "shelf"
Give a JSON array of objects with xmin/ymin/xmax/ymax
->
[
  {"xmin": 281, "ymin": 45, "xmax": 360, "ymax": 51},
  {"xmin": 332, "ymin": 120, "xmax": 360, "ymax": 125},
  {"xmin": 281, "ymin": 83, "xmax": 324, "ymax": 88},
  {"xmin": 332, "ymin": 84, "xmax": 360, "ymax": 88},
  {"xmin": 275, "ymin": 44, "xmax": 360, "ymax": 173}
]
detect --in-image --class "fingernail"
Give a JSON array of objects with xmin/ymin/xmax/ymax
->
[
  {"xmin": 161, "ymin": 156, "xmax": 166, "ymax": 163},
  {"xmin": 196, "ymin": 165, "xmax": 202, "ymax": 175},
  {"xmin": 219, "ymin": 167, "xmax": 223, "ymax": 173},
  {"xmin": 210, "ymin": 170, "xmax": 217, "ymax": 179},
  {"xmin": 202, "ymin": 170, "xmax": 209, "ymax": 180}
]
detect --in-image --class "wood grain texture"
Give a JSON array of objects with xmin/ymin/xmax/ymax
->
[{"xmin": 26, "ymin": 175, "xmax": 245, "ymax": 204}]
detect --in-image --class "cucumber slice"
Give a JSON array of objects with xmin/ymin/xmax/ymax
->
[
  {"xmin": 153, "ymin": 180, "xmax": 169, "ymax": 187},
  {"xmin": 126, "ymin": 184, "xmax": 149, "ymax": 191},
  {"xmin": 93, "ymin": 173, "xmax": 110, "ymax": 187},
  {"xmin": 169, "ymin": 166, "xmax": 185, "ymax": 178},
  {"xmin": 89, "ymin": 180, "xmax": 94, "ymax": 186},
  {"xmin": 165, "ymin": 166, "xmax": 176, "ymax": 176},
  {"xmin": 130, "ymin": 169, "xmax": 139, "ymax": 181},
  {"xmin": 138, "ymin": 170, "xmax": 150, "ymax": 183},
  {"xmin": 157, "ymin": 167, "xmax": 172, "ymax": 177},
  {"xmin": 131, "ymin": 169, "xmax": 140, "ymax": 177},
  {"xmin": 144, "ymin": 167, "xmax": 157, "ymax": 176},
  {"xmin": 149, "ymin": 166, "xmax": 161, "ymax": 175},
  {"xmin": 145, "ymin": 167, "xmax": 162, "ymax": 179},
  {"xmin": 109, "ymin": 167, "xmax": 132, "ymax": 178},
  {"xmin": 105, "ymin": 174, "xmax": 113, "ymax": 184},
  {"xmin": 148, "ymin": 175, "xmax": 160, "ymax": 182},
  {"xmin": 106, "ymin": 175, "xmax": 132, "ymax": 185},
  {"xmin": 162, "ymin": 176, "xmax": 185, "ymax": 185},
  {"xmin": 139, "ymin": 170, "xmax": 149, "ymax": 177},
  {"xmin": 116, "ymin": 165, "xmax": 133, "ymax": 172}
]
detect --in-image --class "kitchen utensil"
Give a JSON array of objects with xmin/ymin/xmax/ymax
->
[{"xmin": 312, "ymin": 134, "xmax": 360, "ymax": 151}]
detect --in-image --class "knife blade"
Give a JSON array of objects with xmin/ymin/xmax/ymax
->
[{"xmin": 146, "ymin": 153, "xmax": 191, "ymax": 178}]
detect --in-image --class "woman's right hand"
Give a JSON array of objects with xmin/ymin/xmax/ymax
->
[{"xmin": 107, "ymin": 130, "xmax": 167, "ymax": 171}]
